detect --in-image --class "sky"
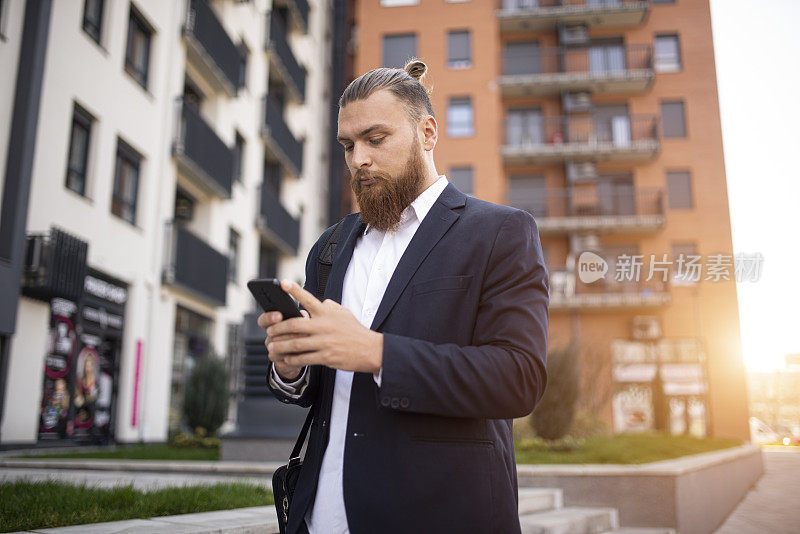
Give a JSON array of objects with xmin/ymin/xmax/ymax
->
[{"xmin": 709, "ymin": 0, "xmax": 800, "ymax": 371}]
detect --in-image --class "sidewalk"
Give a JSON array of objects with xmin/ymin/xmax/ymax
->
[{"xmin": 714, "ymin": 448, "xmax": 800, "ymax": 533}]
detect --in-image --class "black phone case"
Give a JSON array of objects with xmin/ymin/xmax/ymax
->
[{"xmin": 247, "ymin": 278, "xmax": 303, "ymax": 319}]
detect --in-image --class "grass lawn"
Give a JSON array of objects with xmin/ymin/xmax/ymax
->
[
  {"xmin": 513, "ymin": 431, "xmax": 744, "ymax": 464},
  {"xmin": 0, "ymin": 480, "xmax": 273, "ymax": 533},
  {"xmin": 17, "ymin": 444, "xmax": 219, "ymax": 461}
]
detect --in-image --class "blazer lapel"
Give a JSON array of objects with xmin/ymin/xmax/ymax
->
[
  {"xmin": 323, "ymin": 182, "xmax": 468, "ymax": 332},
  {"xmin": 369, "ymin": 181, "xmax": 466, "ymax": 332}
]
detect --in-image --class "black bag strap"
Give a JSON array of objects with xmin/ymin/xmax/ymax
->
[{"xmin": 287, "ymin": 216, "xmax": 348, "ymax": 463}]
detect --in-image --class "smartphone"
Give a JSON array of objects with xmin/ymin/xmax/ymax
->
[{"xmin": 247, "ymin": 278, "xmax": 303, "ymax": 319}]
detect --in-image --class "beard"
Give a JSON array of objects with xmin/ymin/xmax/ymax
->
[{"xmin": 350, "ymin": 137, "xmax": 428, "ymax": 234}]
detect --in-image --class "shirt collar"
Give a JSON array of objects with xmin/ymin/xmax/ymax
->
[{"xmin": 363, "ymin": 174, "xmax": 449, "ymax": 236}]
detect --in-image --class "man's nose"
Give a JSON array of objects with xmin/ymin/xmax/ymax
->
[{"xmin": 352, "ymin": 143, "xmax": 371, "ymax": 168}]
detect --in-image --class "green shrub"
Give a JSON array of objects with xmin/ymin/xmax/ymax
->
[
  {"xmin": 182, "ymin": 353, "xmax": 229, "ymax": 437},
  {"xmin": 530, "ymin": 343, "xmax": 580, "ymax": 440}
]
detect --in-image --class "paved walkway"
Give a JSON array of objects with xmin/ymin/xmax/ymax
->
[{"xmin": 714, "ymin": 448, "xmax": 800, "ymax": 533}]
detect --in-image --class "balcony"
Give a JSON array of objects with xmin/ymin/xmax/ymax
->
[
  {"xmin": 162, "ymin": 221, "xmax": 228, "ymax": 306},
  {"xmin": 499, "ymin": 44, "xmax": 653, "ymax": 96},
  {"xmin": 182, "ymin": 0, "xmax": 243, "ymax": 96},
  {"xmin": 497, "ymin": 0, "xmax": 650, "ymax": 32},
  {"xmin": 265, "ymin": 11, "xmax": 307, "ymax": 103},
  {"xmin": 275, "ymin": 0, "xmax": 310, "ymax": 34},
  {"xmin": 257, "ymin": 183, "xmax": 300, "ymax": 255},
  {"xmin": 501, "ymin": 114, "xmax": 659, "ymax": 164},
  {"xmin": 172, "ymin": 98, "xmax": 234, "ymax": 198},
  {"xmin": 261, "ymin": 94, "xmax": 304, "ymax": 177},
  {"xmin": 522, "ymin": 186, "xmax": 665, "ymax": 235},
  {"xmin": 549, "ymin": 271, "xmax": 670, "ymax": 312},
  {"xmin": 21, "ymin": 226, "xmax": 88, "ymax": 303}
]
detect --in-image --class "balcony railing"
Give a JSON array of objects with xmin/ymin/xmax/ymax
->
[
  {"xmin": 183, "ymin": 0, "xmax": 243, "ymax": 96},
  {"xmin": 257, "ymin": 183, "xmax": 300, "ymax": 254},
  {"xmin": 265, "ymin": 11, "xmax": 307, "ymax": 103},
  {"xmin": 21, "ymin": 226, "xmax": 88, "ymax": 303},
  {"xmin": 172, "ymin": 98, "xmax": 234, "ymax": 198},
  {"xmin": 261, "ymin": 94, "xmax": 304, "ymax": 177},
  {"xmin": 499, "ymin": 44, "xmax": 653, "ymax": 96},
  {"xmin": 162, "ymin": 221, "xmax": 228, "ymax": 306},
  {"xmin": 501, "ymin": 113, "xmax": 659, "ymax": 163},
  {"xmin": 497, "ymin": 0, "xmax": 650, "ymax": 32},
  {"xmin": 549, "ymin": 270, "xmax": 670, "ymax": 312},
  {"xmin": 517, "ymin": 187, "xmax": 665, "ymax": 234}
]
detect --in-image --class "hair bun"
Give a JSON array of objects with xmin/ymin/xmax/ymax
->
[{"xmin": 403, "ymin": 59, "xmax": 427, "ymax": 81}]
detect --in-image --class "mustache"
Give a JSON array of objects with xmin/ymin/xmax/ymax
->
[{"xmin": 355, "ymin": 170, "xmax": 386, "ymax": 181}]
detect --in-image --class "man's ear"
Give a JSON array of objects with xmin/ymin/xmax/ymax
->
[{"xmin": 422, "ymin": 115, "xmax": 438, "ymax": 151}]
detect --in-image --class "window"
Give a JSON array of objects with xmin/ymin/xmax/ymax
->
[
  {"xmin": 65, "ymin": 104, "xmax": 94, "ymax": 197},
  {"xmin": 448, "ymin": 30, "xmax": 471, "ymax": 68},
  {"xmin": 259, "ymin": 244, "xmax": 279, "ymax": 280},
  {"xmin": 666, "ymin": 170, "xmax": 693, "ymax": 209},
  {"xmin": 228, "ymin": 228, "xmax": 240, "ymax": 283},
  {"xmin": 238, "ymin": 41, "xmax": 249, "ymax": 90},
  {"xmin": 233, "ymin": 131, "xmax": 245, "ymax": 183},
  {"xmin": 506, "ymin": 108, "xmax": 543, "ymax": 146},
  {"xmin": 508, "ymin": 174, "xmax": 547, "ymax": 217},
  {"xmin": 447, "ymin": 97, "xmax": 473, "ymax": 137},
  {"xmin": 82, "ymin": 0, "xmax": 104, "ymax": 44},
  {"xmin": 503, "ymin": 41, "xmax": 540, "ymax": 76},
  {"xmin": 111, "ymin": 139, "xmax": 142, "ymax": 224},
  {"xmin": 654, "ymin": 34, "xmax": 681, "ymax": 72},
  {"xmin": 660, "ymin": 100, "xmax": 686, "ymax": 138},
  {"xmin": 264, "ymin": 160, "xmax": 281, "ymax": 196},
  {"xmin": 183, "ymin": 78, "xmax": 204, "ymax": 110},
  {"xmin": 174, "ymin": 188, "xmax": 195, "ymax": 222},
  {"xmin": 383, "ymin": 33, "xmax": 416, "ymax": 69},
  {"xmin": 671, "ymin": 242, "xmax": 699, "ymax": 285},
  {"xmin": 589, "ymin": 39, "xmax": 626, "ymax": 73},
  {"xmin": 449, "ymin": 166, "xmax": 473, "ymax": 195},
  {"xmin": 125, "ymin": 5, "xmax": 153, "ymax": 89}
]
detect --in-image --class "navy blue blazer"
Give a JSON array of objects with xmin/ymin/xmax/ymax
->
[{"xmin": 267, "ymin": 181, "xmax": 550, "ymax": 534}]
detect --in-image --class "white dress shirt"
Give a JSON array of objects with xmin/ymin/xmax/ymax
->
[{"xmin": 268, "ymin": 174, "xmax": 451, "ymax": 533}]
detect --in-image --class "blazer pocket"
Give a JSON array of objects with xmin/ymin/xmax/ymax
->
[{"xmin": 411, "ymin": 275, "xmax": 473, "ymax": 297}]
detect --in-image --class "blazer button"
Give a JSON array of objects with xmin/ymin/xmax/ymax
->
[
  {"xmin": 400, "ymin": 397, "xmax": 409, "ymax": 408},
  {"xmin": 390, "ymin": 398, "xmax": 400, "ymax": 409},
  {"xmin": 381, "ymin": 397, "xmax": 390, "ymax": 407}
]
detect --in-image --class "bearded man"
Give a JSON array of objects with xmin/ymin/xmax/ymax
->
[{"xmin": 258, "ymin": 59, "xmax": 549, "ymax": 534}]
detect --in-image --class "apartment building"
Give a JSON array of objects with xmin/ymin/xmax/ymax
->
[
  {"xmin": 0, "ymin": 0, "xmax": 339, "ymax": 448},
  {"xmin": 355, "ymin": 0, "xmax": 749, "ymax": 440}
]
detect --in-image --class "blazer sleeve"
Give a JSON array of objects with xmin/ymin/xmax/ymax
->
[
  {"xmin": 377, "ymin": 208, "xmax": 550, "ymax": 419},
  {"xmin": 265, "ymin": 226, "xmax": 332, "ymax": 408}
]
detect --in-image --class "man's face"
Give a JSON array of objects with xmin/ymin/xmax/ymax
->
[{"xmin": 337, "ymin": 90, "xmax": 429, "ymax": 233}]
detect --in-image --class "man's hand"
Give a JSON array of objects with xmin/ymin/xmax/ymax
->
[
  {"xmin": 258, "ymin": 308, "xmax": 311, "ymax": 381},
  {"xmin": 265, "ymin": 279, "xmax": 383, "ymax": 374}
]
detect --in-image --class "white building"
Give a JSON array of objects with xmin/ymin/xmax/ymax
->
[{"xmin": 0, "ymin": 0, "xmax": 338, "ymax": 448}]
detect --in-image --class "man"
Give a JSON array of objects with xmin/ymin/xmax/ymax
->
[{"xmin": 258, "ymin": 60, "xmax": 549, "ymax": 534}]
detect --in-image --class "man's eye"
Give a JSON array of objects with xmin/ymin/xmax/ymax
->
[
  {"xmin": 370, "ymin": 137, "xmax": 385, "ymax": 145},
  {"xmin": 343, "ymin": 145, "xmax": 353, "ymax": 152}
]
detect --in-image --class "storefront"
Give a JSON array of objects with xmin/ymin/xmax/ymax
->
[{"xmin": 37, "ymin": 268, "xmax": 127, "ymax": 444}]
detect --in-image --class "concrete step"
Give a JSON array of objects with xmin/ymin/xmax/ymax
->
[
  {"xmin": 519, "ymin": 506, "xmax": 619, "ymax": 534},
  {"xmin": 603, "ymin": 529, "xmax": 676, "ymax": 534},
  {"xmin": 518, "ymin": 487, "xmax": 564, "ymax": 515}
]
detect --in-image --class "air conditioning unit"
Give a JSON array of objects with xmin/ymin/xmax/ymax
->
[
  {"xmin": 566, "ymin": 161, "xmax": 598, "ymax": 182},
  {"xmin": 570, "ymin": 233, "xmax": 601, "ymax": 254},
  {"xmin": 559, "ymin": 24, "xmax": 589, "ymax": 46},
  {"xmin": 632, "ymin": 315, "xmax": 662, "ymax": 341},
  {"xmin": 563, "ymin": 91, "xmax": 593, "ymax": 113}
]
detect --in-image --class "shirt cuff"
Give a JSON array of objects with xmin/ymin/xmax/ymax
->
[
  {"xmin": 373, "ymin": 367, "xmax": 382, "ymax": 388},
  {"xmin": 270, "ymin": 363, "xmax": 309, "ymax": 397}
]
